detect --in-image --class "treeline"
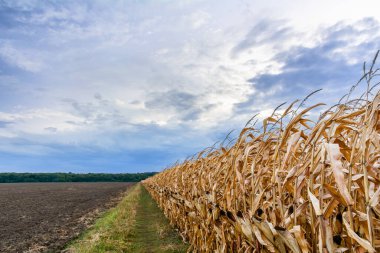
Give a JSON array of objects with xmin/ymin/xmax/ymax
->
[{"xmin": 0, "ymin": 172, "xmax": 156, "ymax": 183}]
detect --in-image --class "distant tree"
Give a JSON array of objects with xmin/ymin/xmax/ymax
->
[{"xmin": 0, "ymin": 172, "xmax": 157, "ymax": 183}]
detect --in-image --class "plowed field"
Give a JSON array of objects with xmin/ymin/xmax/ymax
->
[{"xmin": 0, "ymin": 182, "xmax": 133, "ymax": 253}]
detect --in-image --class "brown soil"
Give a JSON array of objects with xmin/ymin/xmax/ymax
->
[{"xmin": 0, "ymin": 182, "xmax": 134, "ymax": 253}]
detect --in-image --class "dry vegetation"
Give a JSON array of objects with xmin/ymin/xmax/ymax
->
[{"xmin": 143, "ymin": 52, "xmax": 380, "ymax": 253}]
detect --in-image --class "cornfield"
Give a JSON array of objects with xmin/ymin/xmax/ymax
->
[{"xmin": 143, "ymin": 52, "xmax": 380, "ymax": 253}]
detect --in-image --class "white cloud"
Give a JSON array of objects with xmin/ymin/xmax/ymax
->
[
  {"xmin": 189, "ymin": 10, "xmax": 211, "ymax": 29},
  {"xmin": 0, "ymin": 41, "xmax": 44, "ymax": 72},
  {"xmin": 0, "ymin": 109, "xmax": 83, "ymax": 136},
  {"xmin": 0, "ymin": 0, "xmax": 379, "ymax": 170}
]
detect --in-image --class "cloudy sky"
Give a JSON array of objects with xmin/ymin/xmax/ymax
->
[{"xmin": 0, "ymin": 0, "xmax": 379, "ymax": 173}]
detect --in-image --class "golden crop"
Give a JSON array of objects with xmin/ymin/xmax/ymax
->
[{"xmin": 143, "ymin": 52, "xmax": 380, "ymax": 253}]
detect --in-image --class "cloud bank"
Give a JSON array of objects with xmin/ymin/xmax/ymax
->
[{"xmin": 0, "ymin": 0, "xmax": 379, "ymax": 172}]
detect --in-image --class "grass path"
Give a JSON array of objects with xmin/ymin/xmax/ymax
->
[
  {"xmin": 128, "ymin": 186, "xmax": 188, "ymax": 253},
  {"xmin": 66, "ymin": 183, "xmax": 187, "ymax": 253}
]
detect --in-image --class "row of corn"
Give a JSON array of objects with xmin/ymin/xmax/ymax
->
[{"xmin": 143, "ymin": 53, "xmax": 380, "ymax": 252}]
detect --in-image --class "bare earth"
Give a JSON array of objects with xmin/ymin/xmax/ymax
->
[{"xmin": 0, "ymin": 182, "xmax": 134, "ymax": 253}]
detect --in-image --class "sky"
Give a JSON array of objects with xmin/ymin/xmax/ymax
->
[{"xmin": 0, "ymin": 0, "xmax": 380, "ymax": 173}]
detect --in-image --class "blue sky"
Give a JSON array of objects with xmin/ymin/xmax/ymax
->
[{"xmin": 0, "ymin": 0, "xmax": 379, "ymax": 173}]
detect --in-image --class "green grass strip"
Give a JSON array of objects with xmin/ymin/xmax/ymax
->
[{"xmin": 66, "ymin": 183, "xmax": 187, "ymax": 253}]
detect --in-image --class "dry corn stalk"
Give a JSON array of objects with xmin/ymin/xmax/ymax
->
[{"xmin": 143, "ymin": 51, "xmax": 380, "ymax": 253}]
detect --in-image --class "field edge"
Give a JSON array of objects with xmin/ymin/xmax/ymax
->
[{"xmin": 65, "ymin": 183, "xmax": 187, "ymax": 253}]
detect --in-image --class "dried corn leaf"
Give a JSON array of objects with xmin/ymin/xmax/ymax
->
[{"xmin": 342, "ymin": 212, "xmax": 375, "ymax": 253}]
